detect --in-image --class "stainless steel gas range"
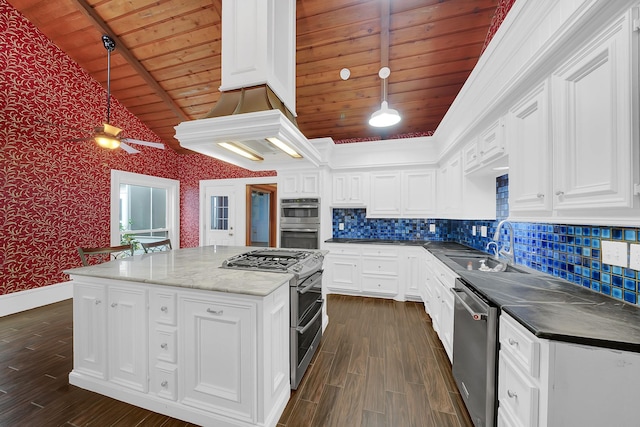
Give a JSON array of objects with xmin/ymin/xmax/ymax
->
[{"xmin": 221, "ymin": 249, "xmax": 324, "ymax": 389}]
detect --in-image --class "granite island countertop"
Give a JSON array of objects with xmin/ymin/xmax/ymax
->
[
  {"xmin": 429, "ymin": 246, "xmax": 640, "ymax": 353},
  {"xmin": 64, "ymin": 246, "xmax": 294, "ymax": 297}
]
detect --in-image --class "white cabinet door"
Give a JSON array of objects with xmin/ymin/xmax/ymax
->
[
  {"xmin": 437, "ymin": 153, "xmax": 462, "ymax": 217},
  {"xmin": 552, "ymin": 13, "xmax": 634, "ymax": 211},
  {"xmin": 478, "ymin": 118, "xmax": 506, "ymax": 165},
  {"xmin": 368, "ymin": 172, "xmax": 401, "ymax": 216},
  {"xmin": 280, "ymin": 171, "xmax": 320, "ymax": 197},
  {"xmin": 181, "ymin": 295, "xmax": 254, "ymax": 420},
  {"xmin": 73, "ymin": 283, "xmax": 107, "ymax": 379},
  {"xmin": 325, "ymin": 254, "xmax": 361, "ymax": 292},
  {"xmin": 332, "ymin": 172, "xmax": 366, "ymax": 206},
  {"xmin": 402, "ymin": 170, "xmax": 436, "ymax": 217},
  {"xmin": 439, "ymin": 285, "xmax": 454, "ymax": 362},
  {"xmin": 404, "ymin": 248, "xmax": 425, "ymax": 300},
  {"xmin": 108, "ymin": 286, "xmax": 148, "ymax": 392},
  {"xmin": 508, "ymin": 81, "xmax": 552, "ymax": 214}
]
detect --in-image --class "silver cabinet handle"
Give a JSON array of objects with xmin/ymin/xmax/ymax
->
[
  {"xmin": 207, "ymin": 308, "xmax": 223, "ymax": 315},
  {"xmin": 161, "ymin": 380, "xmax": 168, "ymax": 388},
  {"xmin": 160, "ymin": 343, "xmax": 168, "ymax": 349},
  {"xmin": 536, "ymin": 193, "xmax": 544, "ymax": 198},
  {"xmin": 507, "ymin": 390, "xmax": 518, "ymax": 399},
  {"xmin": 555, "ymin": 190, "xmax": 564, "ymax": 196},
  {"xmin": 508, "ymin": 338, "xmax": 519, "ymax": 346},
  {"xmin": 111, "ymin": 303, "xmax": 117, "ymax": 308},
  {"xmin": 95, "ymin": 300, "xmax": 102, "ymax": 305},
  {"xmin": 160, "ymin": 306, "xmax": 168, "ymax": 313}
]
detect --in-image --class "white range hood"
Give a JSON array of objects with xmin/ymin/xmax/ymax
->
[{"xmin": 175, "ymin": 0, "xmax": 322, "ymax": 171}]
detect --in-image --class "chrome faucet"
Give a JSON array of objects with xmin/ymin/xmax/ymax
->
[
  {"xmin": 492, "ymin": 220, "xmax": 514, "ymax": 265},
  {"xmin": 485, "ymin": 241, "xmax": 499, "ymax": 260}
]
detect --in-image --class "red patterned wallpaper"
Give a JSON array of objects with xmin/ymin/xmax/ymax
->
[
  {"xmin": 482, "ymin": 0, "xmax": 517, "ymax": 53},
  {"xmin": 1, "ymin": 1, "xmax": 272, "ymax": 295}
]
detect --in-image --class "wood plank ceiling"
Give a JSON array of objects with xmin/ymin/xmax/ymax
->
[{"xmin": 9, "ymin": 0, "xmax": 500, "ymax": 154}]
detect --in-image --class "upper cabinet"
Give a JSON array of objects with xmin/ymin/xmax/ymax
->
[
  {"xmin": 279, "ymin": 170, "xmax": 321, "ymax": 198},
  {"xmin": 507, "ymin": 81, "xmax": 552, "ymax": 215},
  {"xmin": 508, "ymin": 9, "xmax": 640, "ymax": 225},
  {"xmin": 551, "ymin": 12, "xmax": 635, "ymax": 212},
  {"xmin": 368, "ymin": 169, "xmax": 436, "ymax": 218},
  {"xmin": 331, "ymin": 172, "xmax": 366, "ymax": 207},
  {"xmin": 463, "ymin": 118, "xmax": 507, "ymax": 174},
  {"xmin": 437, "ymin": 153, "xmax": 463, "ymax": 217}
]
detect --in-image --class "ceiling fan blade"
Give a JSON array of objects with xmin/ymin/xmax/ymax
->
[
  {"xmin": 103, "ymin": 123, "xmax": 123, "ymax": 136},
  {"xmin": 122, "ymin": 138, "xmax": 165, "ymax": 149},
  {"xmin": 64, "ymin": 137, "xmax": 93, "ymax": 142},
  {"xmin": 119, "ymin": 142, "xmax": 140, "ymax": 154}
]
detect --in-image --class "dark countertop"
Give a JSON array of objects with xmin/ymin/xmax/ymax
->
[
  {"xmin": 325, "ymin": 238, "xmax": 430, "ymax": 246},
  {"xmin": 325, "ymin": 238, "xmax": 640, "ymax": 352},
  {"xmin": 430, "ymin": 248, "xmax": 640, "ymax": 353}
]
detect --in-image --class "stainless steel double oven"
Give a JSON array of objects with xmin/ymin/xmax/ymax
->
[
  {"xmin": 290, "ymin": 267, "xmax": 323, "ymax": 389},
  {"xmin": 280, "ymin": 198, "xmax": 320, "ymax": 249},
  {"xmin": 220, "ymin": 248, "xmax": 324, "ymax": 390}
]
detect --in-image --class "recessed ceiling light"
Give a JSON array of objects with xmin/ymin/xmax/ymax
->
[{"xmin": 492, "ymin": 166, "xmax": 509, "ymax": 171}]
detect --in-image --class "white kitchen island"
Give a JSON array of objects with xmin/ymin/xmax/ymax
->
[{"xmin": 65, "ymin": 246, "xmax": 292, "ymax": 427}]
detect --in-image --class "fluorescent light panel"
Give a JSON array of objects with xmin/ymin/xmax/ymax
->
[
  {"xmin": 218, "ymin": 142, "xmax": 264, "ymax": 161},
  {"xmin": 266, "ymin": 137, "xmax": 302, "ymax": 158}
]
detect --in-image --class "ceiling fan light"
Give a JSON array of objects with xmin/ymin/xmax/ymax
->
[
  {"xmin": 95, "ymin": 134, "xmax": 120, "ymax": 149},
  {"xmin": 103, "ymin": 123, "xmax": 123, "ymax": 137},
  {"xmin": 266, "ymin": 137, "xmax": 302, "ymax": 158},
  {"xmin": 218, "ymin": 142, "xmax": 264, "ymax": 161},
  {"xmin": 369, "ymin": 101, "xmax": 401, "ymax": 127}
]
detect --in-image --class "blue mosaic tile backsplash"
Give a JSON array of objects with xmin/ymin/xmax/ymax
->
[{"xmin": 332, "ymin": 174, "xmax": 640, "ymax": 305}]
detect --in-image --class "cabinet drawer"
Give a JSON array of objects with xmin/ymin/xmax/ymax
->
[
  {"xmin": 152, "ymin": 327, "xmax": 177, "ymax": 363},
  {"xmin": 500, "ymin": 314, "xmax": 540, "ymax": 377},
  {"xmin": 324, "ymin": 245, "xmax": 360, "ymax": 256},
  {"xmin": 431, "ymin": 258, "xmax": 458, "ymax": 288},
  {"xmin": 152, "ymin": 364, "xmax": 178, "ymax": 401},
  {"xmin": 361, "ymin": 247, "xmax": 398, "ymax": 257},
  {"xmin": 499, "ymin": 351, "xmax": 539, "ymax": 427},
  {"xmin": 361, "ymin": 258, "xmax": 398, "ymax": 276},
  {"xmin": 361, "ymin": 275, "xmax": 398, "ymax": 295},
  {"xmin": 150, "ymin": 290, "xmax": 177, "ymax": 325}
]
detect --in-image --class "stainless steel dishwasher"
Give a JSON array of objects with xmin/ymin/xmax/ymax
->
[{"xmin": 451, "ymin": 278, "xmax": 499, "ymax": 427}]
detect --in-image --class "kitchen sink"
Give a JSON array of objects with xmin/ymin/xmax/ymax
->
[{"xmin": 445, "ymin": 255, "xmax": 529, "ymax": 273}]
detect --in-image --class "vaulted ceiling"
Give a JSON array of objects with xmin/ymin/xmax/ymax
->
[{"xmin": 9, "ymin": 0, "xmax": 500, "ymax": 153}]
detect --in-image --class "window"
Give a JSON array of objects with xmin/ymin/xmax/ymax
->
[
  {"xmin": 210, "ymin": 195, "xmax": 229, "ymax": 230},
  {"xmin": 111, "ymin": 170, "xmax": 179, "ymax": 250},
  {"xmin": 120, "ymin": 184, "xmax": 168, "ymax": 244}
]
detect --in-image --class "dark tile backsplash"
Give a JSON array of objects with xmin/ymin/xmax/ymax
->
[{"xmin": 331, "ymin": 174, "xmax": 640, "ymax": 305}]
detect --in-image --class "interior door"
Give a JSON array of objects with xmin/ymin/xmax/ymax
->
[{"xmin": 204, "ymin": 186, "xmax": 236, "ymax": 246}]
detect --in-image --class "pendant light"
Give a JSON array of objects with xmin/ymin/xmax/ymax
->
[{"xmin": 369, "ymin": 67, "xmax": 401, "ymax": 127}]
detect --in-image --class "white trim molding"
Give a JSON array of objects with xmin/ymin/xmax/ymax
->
[{"xmin": 0, "ymin": 282, "xmax": 72, "ymax": 317}]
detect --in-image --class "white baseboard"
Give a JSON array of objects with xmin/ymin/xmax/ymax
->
[{"xmin": 0, "ymin": 282, "xmax": 73, "ymax": 317}]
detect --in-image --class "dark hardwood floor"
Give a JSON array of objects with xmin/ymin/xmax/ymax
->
[{"xmin": 0, "ymin": 295, "xmax": 472, "ymax": 427}]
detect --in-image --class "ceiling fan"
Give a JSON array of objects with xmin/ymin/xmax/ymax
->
[{"xmin": 45, "ymin": 35, "xmax": 164, "ymax": 154}]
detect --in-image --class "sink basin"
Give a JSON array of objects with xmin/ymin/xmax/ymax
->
[{"xmin": 446, "ymin": 255, "xmax": 529, "ymax": 273}]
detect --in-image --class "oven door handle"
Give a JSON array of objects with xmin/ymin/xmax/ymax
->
[
  {"xmin": 299, "ymin": 271, "xmax": 323, "ymax": 294},
  {"xmin": 281, "ymin": 228, "xmax": 319, "ymax": 232},
  {"xmin": 282, "ymin": 204, "xmax": 318, "ymax": 209},
  {"xmin": 296, "ymin": 300, "xmax": 324, "ymax": 334},
  {"xmin": 451, "ymin": 288, "xmax": 487, "ymax": 321}
]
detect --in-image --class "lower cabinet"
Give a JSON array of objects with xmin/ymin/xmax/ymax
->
[
  {"xmin": 423, "ymin": 250, "xmax": 457, "ymax": 362},
  {"xmin": 107, "ymin": 286, "xmax": 148, "ymax": 392},
  {"xmin": 498, "ymin": 313, "xmax": 640, "ymax": 427},
  {"xmin": 180, "ymin": 296, "xmax": 254, "ymax": 420},
  {"xmin": 324, "ymin": 243, "xmax": 425, "ymax": 301},
  {"xmin": 70, "ymin": 277, "xmax": 290, "ymax": 427}
]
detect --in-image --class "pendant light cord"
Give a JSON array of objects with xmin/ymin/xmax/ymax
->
[{"xmin": 102, "ymin": 35, "xmax": 116, "ymax": 125}]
